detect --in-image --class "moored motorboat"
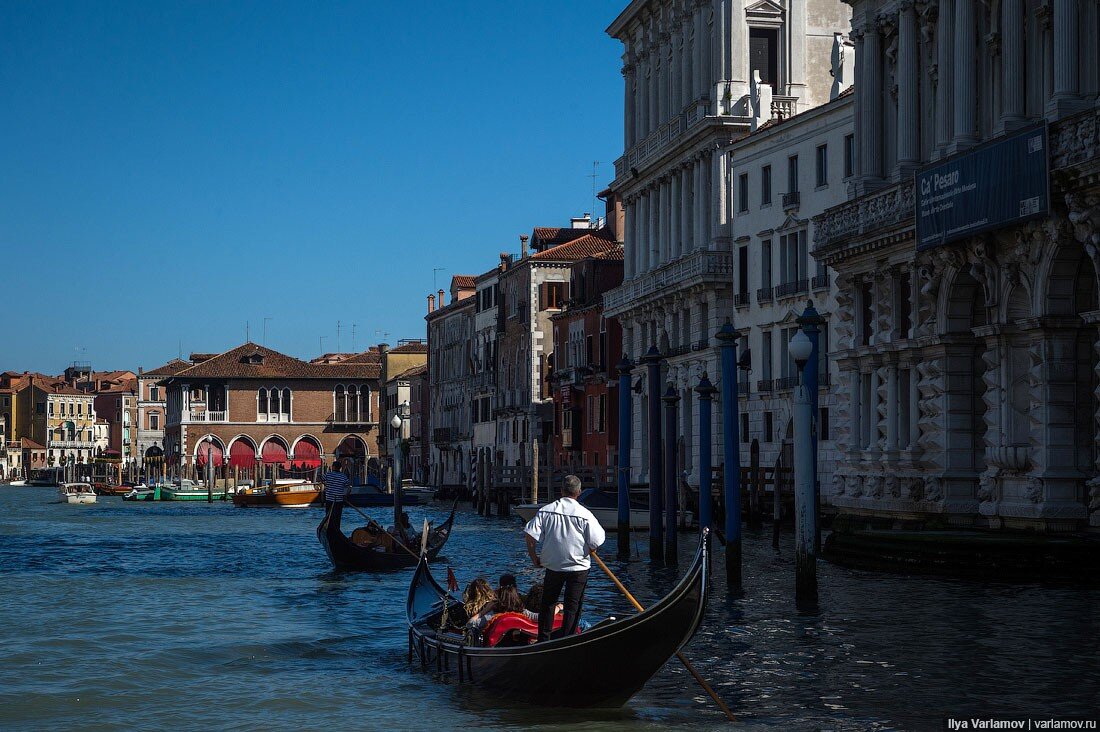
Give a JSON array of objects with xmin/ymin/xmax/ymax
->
[
  {"xmin": 58, "ymin": 482, "xmax": 97, "ymax": 505},
  {"xmin": 233, "ymin": 481, "xmax": 323, "ymax": 507},
  {"xmin": 160, "ymin": 479, "xmax": 228, "ymax": 501},
  {"xmin": 317, "ymin": 501, "xmax": 455, "ymax": 571},
  {"xmin": 515, "ymin": 487, "xmax": 693, "ymax": 531},
  {"xmin": 346, "ymin": 482, "xmax": 421, "ymax": 507},
  {"xmin": 406, "ymin": 531, "xmax": 709, "ymax": 707}
]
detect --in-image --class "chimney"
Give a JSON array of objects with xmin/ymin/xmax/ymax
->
[
  {"xmin": 427, "ymin": 294, "xmax": 435, "ymax": 313},
  {"xmin": 520, "ymin": 234, "xmax": 529, "ymax": 258},
  {"xmin": 438, "ymin": 288, "xmax": 445, "ymax": 306},
  {"xmin": 570, "ymin": 213, "xmax": 592, "ymax": 229},
  {"xmin": 499, "ymin": 252, "xmax": 510, "ymax": 272},
  {"xmin": 379, "ymin": 343, "xmax": 390, "ymax": 354}
]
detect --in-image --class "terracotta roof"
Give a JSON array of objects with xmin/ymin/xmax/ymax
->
[
  {"xmin": 389, "ymin": 342, "xmax": 428, "ymax": 354},
  {"xmin": 592, "ymin": 244, "xmax": 625, "ymax": 261},
  {"xmin": 160, "ymin": 343, "xmax": 380, "ymax": 381},
  {"xmin": 339, "ymin": 349, "xmax": 383, "ymax": 365},
  {"xmin": 143, "ymin": 359, "xmax": 191, "ymax": 377},
  {"xmin": 530, "ymin": 229, "xmax": 618, "ymax": 261},
  {"xmin": 452, "ymin": 275, "xmax": 476, "ymax": 289},
  {"xmin": 532, "ymin": 227, "xmax": 592, "ymax": 250},
  {"xmin": 20, "ymin": 438, "xmax": 44, "ymax": 450},
  {"xmin": 391, "ymin": 363, "xmax": 428, "ymax": 381}
]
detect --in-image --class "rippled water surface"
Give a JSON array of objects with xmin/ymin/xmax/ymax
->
[{"xmin": 0, "ymin": 487, "xmax": 1096, "ymax": 731}]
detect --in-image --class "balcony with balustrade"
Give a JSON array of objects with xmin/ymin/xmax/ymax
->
[
  {"xmin": 775, "ymin": 279, "xmax": 809, "ymax": 299},
  {"xmin": 604, "ymin": 249, "xmax": 734, "ymax": 317}
]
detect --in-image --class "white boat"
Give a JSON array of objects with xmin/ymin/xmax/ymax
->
[
  {"xmin": 515, "ymin": 488, "xmax": 693, "ymax": 531},
  {"xmin": 7, "ymin": 480, "xmax": 27, "ymax": 487},
  {"xmin": 400, "ymin": 484, "xmax": 437, "ymax": 501},
  {"xmin": 58, "ymin": 482, "xmax": 97, "ymax": 504}
]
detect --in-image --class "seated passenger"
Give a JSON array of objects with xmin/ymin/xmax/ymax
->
[
  {"xmin": 523, "ymin": 583, "xmax": 562, "ymax": 621},
  {"xmin": 468, "ymin": 584, "xmax": 526, "ymax": 632},
  {"xmin": 462, "ymin": 577, "xmax": 495, "ymax": 621}
]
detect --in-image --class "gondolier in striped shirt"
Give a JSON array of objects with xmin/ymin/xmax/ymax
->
[
  {"xmin": 524, "ymin": 474, "xmax": 606, "ymax": 642},
  {"xmin": 322, "ymin": 459, "xmax": 351, "ymax": 507}
]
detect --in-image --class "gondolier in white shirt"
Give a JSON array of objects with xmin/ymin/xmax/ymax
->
[
  {"xmin": 524, "ymin": 474, "xmax": 606, "ymax": 642},
  {"xmin": 322, "ymin": 459, "xmax": 351, "ymax": 507}
]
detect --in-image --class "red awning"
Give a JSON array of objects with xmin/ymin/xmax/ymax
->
[
  {"xmin": 292, "ymin": 439, "xmax": 321, "ymax": 469},
  {"xmin": 229, "ymin": 440, "xmax": 256, "ymax": 469},
  {"xmin": 195, "ymin": 439, "xmax": 224, "ymax": 468},
  {"xmin": 261, "ymin": 440, "xmax": 289, "ymax": 466}
]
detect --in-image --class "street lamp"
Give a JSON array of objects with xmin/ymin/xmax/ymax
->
[
  {"xmin": 390, "ymin": 399, "xmax": 410, "ymax": 492},
  {"xmin": 788, "ymin": 327, "xmax": 817, "ymax": 603}
]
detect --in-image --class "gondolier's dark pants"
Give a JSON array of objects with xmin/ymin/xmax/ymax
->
[{"xmin": 538, "ymin": 568, "xmax": 588, "ymax": 642}]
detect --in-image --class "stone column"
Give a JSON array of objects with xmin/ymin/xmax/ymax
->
[
  {"xmin": 649, "ymin": 186, "xmax": 661, "ymax": 270},
  {"xmin": 701, "ymin": 151, "xmax": 713, "ymax": 247},
  {"xmin": 1051, "ymin": 0, "xmax": 1081, "ymax": 111},
  {"xmin": 714, "ymin": 0, "xmax": 731, "ymax": 112},
  {"xmin": 851, "ymin": 27, "xmax": 865, "ymax": 179},
  {"xmin": 1001, "ymin": 0, "xmax": 1025, "ymax": 126},
  {"xmin": 680, "ymin": 165, "xmax": 692, "ymax": 256},
  {"xmin": 660, "ymin": 178, "xmax": 671, "ymax": 265},
  {"xmin": 638, "ymin": 192, "xmax": 649, "ymax": 273},
  {"xmin": 637, "ymin": 51, "xmax": 649, "ymax": 141},
  {"xmin": 862, "ymin": 20, "xmax": 884, "ymax": 181},
  {"xmin": 623, "ymin": 61, "xmax": 636, "ymax": 149},
  {"xmin": 693, "ymin": 158, "xmax": 704, "ymax": 249},
  {"xmin": 681, "ymin": 12, "xmax": 694, "ymax": 111},
  {"xmin": 712, "ymin": 150, "xmax": 729, "ymax": 248},
  {"xmin": 624, "ymin": 198, "xmax": 635, "ymax": 280},
  {"xmin": 670, "ymin": 26, "xmax": 682, "ymax": 118},
  {"xmin": 849, "ymin": 367, "xmax": 862, "ymax": 456},
  {"xmin": 886, "ymin": 361, "xmax": 899, "ymax": 453},
  {"xmin": 693, "ymin": 3, "xmax": 705, "ymax": 100},
  {"xmin": 658, "ymin": 36, "xmax": 669, "ymax": 125},
  {"xmin": 788, "ymin": 0, "xmax": 807, "ymax": 105},
  {"xmin": 953, "ymin": 0, "xmax": 978, "ymax": 148},
  {"xmin": 908, "ymin": 359, "xmax": 920, "ymax": 450},
  {"xmin": 935, "ymin": 0, "xmax": 954, "ymax": 152},
  {"xmin": 670, "ymin": 170, "xmax": 681, "ymax": 261},
  {"xmin": 897, "ymin": 1, "xmax": 920, "ymax": 170}
]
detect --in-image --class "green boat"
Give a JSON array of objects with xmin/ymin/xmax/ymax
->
[
  {"xmin": 122, "ymin": 483, "xmax": 162, "ymax": 501},
  {"xmin": 159, "ymin": 480, "xmax": 228, "ymax": 501}
]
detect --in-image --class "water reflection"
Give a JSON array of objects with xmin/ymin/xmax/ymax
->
[{"xmin": 0, "ymin": 487, "xmax": 1096, "ymax": 731}]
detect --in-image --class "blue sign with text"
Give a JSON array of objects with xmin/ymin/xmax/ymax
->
[{"xmin": 915, "ymin": 125, "xmax": 1049, "ymax": 251}]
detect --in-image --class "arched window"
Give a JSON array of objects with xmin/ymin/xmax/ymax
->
[
  {"xmin": 270, "ymin": 388, "xmax": 281, "ymax": 416},
  {"xmin": 335, "ymin": 385, "xmax": 346, "ymax": 422},
  {"xmin": 361, "ymin": 384, "xmax": 371, "ymax": 421},
  {"xmin": 258, "ymin": 388, "xmax": 268, "ymax": 417},
  {"xmin": 348, "ymin": 385, "xmax": 359, "ymax": 422},
  {"xmin": 282, "ymin": 388, "xmax": 291, "ymax": 420}
]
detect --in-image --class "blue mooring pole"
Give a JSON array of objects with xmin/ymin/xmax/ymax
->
[
  {"xmin": 716, "ymin": 320, "xmax": 742, "ymax": 588},
  {"xmin": 662, "ymin": 384, "xmax": 680, "ymax": 564},
  {"xmin": 797, "ymin": 301, "xmax": 824, "ymax": 552},
  {"xmin": 643, "ymin": 346, "xmax": 664, "ymax": 564},
  {"xmin": 793, "ymin": 378, "xmax": 818, "ymax": 603},
  {"xmin": 616, "ymin": 356, "xmax": 633, "ymax": 560},
  {"xmin": 695, "ymin": 373, "xmax": 717, "ymax": 532}
]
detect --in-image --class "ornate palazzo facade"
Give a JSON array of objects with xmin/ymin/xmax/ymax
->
[
  {"xmin": 815, "ymin": 0, "xmax": 1100, "ymax": 530},
  {"xmin": 605, "ymin": 0, "xmax": 850, "ymax": 484}
]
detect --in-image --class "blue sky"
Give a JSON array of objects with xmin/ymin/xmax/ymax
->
[{"xmin": 0, "ymin": 1, "xmax": 623, "ymax": 373}]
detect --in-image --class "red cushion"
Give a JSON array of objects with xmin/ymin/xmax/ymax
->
[{"xmin": 483, "ymin": 612, "xmax": 563, "ymax": 647}]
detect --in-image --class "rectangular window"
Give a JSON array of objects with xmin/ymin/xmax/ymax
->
[
  {"xmin": 150, "ymin": 413, "xmax": 159, "ymax": 431},
  {"xmin": 585, "ymin": 335, "xmax": 594, "ymax": 366},
  {"xmin": 761, "ymin": 239, "xmax": 772, "ymax": 288},
  {"xmin": 788, "ymin": 155, "xmax": 799, "ymax": 194},
  {"xmin": 762, "ymin": 331, "xmax": 773, "ymax": 380},
  {"xmin": 781, "ymin": 326, "xmax": 799, "ymax": 379},
  {"xmin": 598, "ymin": 394, "xmax": 606, "ymax": 432},
  {"xmin": 844, "ymin": 134, "xmax": 855, "ymax": 178},
  {"xmin": 816, "ymin": 144, "xmax": 828, "ymax": 187},
  {"xmin": 780, "ymin": 231, "xmax": 807, "ymax": 284},
  {"xmin": 542, "ymin": 282, "xmax": 566, "ymax": 310},
  {"xmin": 738, "ymin": 246, "xmax": 749, "ymax": 297},
  {"xmin": 741, "ymin": 413, "xmax": 749, "ymax": 444},
  {"xmin": 749, "ymin": 27, "xmax": 779, "ymax": 86},
  {"xmin": 819, "ymin": 408, "xmax": 830, "ymax": 441},
  {"xmin": 150, "ymin": 386, "xmax": 159, "ymax": 401},
  {"xmin": 37, "ymin": 402, "xmax": 45, "ymax": 415},
  {"xmin": 761, "ymin": 165, "xmax": 772, "ymax": 206},
  {"xmin": 764, "ymin": 411, "xmax": 774, "ymax": 442},
  {"xmin": 49, "ymin": 402, "xmax": 55, "ymax": 416},
  {"xmin": 738, "ymin": 172, "xmax": 749, "ymax": 213}
]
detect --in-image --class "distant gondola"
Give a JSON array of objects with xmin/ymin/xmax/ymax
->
[
  {"xmin": 317, "ymin": 500, "xmax": 455, "ymax": 571},
  {"xmin": 405, "ymin": 531, "xmax": 709, "ymax": 708}
]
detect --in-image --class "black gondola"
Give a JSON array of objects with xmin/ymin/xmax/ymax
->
[
  {"xmin": 317, "ymin": 500, "xmax": 456, "ymax": 571},
  {"xmin": 405, "ymin": 530, "xmax": 709, "ymax": 708}
]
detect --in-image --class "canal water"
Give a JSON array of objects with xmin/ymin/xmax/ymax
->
[{"xmin": 0, "ymin": 487, "xmax": 1096, "ymax": 731}]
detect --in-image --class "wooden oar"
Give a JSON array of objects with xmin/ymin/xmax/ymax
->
[
  {"xmin": 345, "ymin": 502, "xmax": 420, "ymax": 560},
  {"xmin": 591, "ymin": 552, "xmax": 736, "ymax": 723}
]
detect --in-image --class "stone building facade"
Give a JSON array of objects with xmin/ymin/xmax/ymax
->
[
  {"xmin": 496, "ymin": 225, "xmax": 619, "ymax": 469},
  {"xmin": 604, "ymin": 0, "xmax": 851, "ymax": 487},
  {"xmin": 138, "ymin": 358, "xmax": 189, "ymax": 473},
  {"xmin": 159, "ymin": 343, "xmax": 380, "ymax": 482},
  {"xmin": 472, "ymin": 264, "xmax": 503, "ymax": 471},
  {"xmin": 813, "ymin": 0, "xmax": 1100, "ymax": 530},
  {"xmin": 425, "ymin": 277, "xmax": 477, "ymax": 489},
  {"xmin": 729, "ymin": 86, "xmax": 854, "ymax": 491}
]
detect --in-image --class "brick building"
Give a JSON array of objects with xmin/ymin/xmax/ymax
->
[
  {"xmin": 406, "ymin": 362, "xmax": 430, "ymax": 484},
  {"xmin": 426, "ymin": 276, "xmax": 477, "ymax": 489},
  {"xmin": 138, "ymin": 358, "xmax": 190, "ymax": 474},
  {"xmin": 549, "ymin": 245, "xmax": 625, "ymax": 471},
  {"xmin": 159, "ymin": 343, "xmax": 381, "ymax": 481}
]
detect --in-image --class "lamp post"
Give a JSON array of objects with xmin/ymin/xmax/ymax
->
[
  {"xmin": 715, "ymin": 320, "xmax": 742, "ymax": 588},
  {"xmin": 390, "ymin": 398, "xmax": 410, "ymax": 529},
  {"xmin": 616, "ymin": 356, "xmax": 634, "ymax": 560},
  {"xmin": 642, "ymin": 346, "xmax": 664, "ymax": 564},
  {"xmin": 796, "ymin": 300, "xmax": 825, "ymax": 551},
  {"xmin": 788, "ymin": 328, "xmax": 818, "ymax": 603}
]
